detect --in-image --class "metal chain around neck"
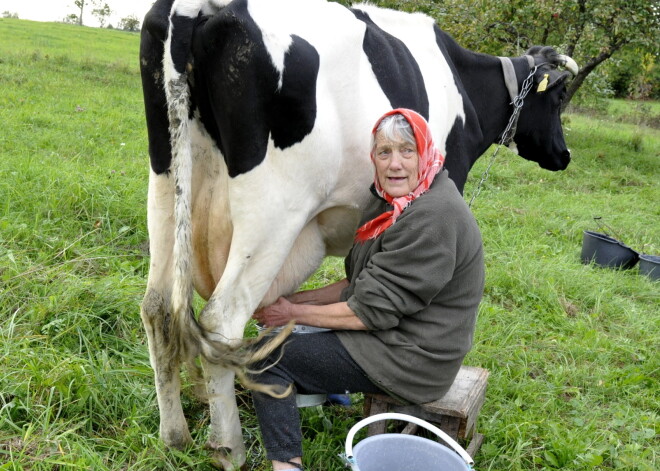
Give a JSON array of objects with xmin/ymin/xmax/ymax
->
[{"xmin": 468, "ymin": 65, "xmax": 538, "ymax": 208}]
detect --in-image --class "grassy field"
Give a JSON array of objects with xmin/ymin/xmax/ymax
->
[{"xmin": 1, "ymin": 18, "xmax": 658, "ymax": 471}]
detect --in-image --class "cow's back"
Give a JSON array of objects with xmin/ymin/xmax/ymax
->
[{"xmin": 189, "ymin": 0, "xmax": 465, "ymax": 206}]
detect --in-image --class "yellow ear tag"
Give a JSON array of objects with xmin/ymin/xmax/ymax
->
[{"xmin": 537, "ymin": 73, "xmax": 549, "ymax": 92}]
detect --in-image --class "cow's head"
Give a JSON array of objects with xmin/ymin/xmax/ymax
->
[{"xmin": 513, "ymin": 46, "xmax": 578, "ymax": 171}]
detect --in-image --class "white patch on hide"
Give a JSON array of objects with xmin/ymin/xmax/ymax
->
[{"xmin": 353, "ymin": 3, "xmax": 465, "ymax": 157}]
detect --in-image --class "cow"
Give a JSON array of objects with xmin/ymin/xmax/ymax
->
[{"xmin": 139, "ymin": 0, "xmax": 578, "ymax": 467}]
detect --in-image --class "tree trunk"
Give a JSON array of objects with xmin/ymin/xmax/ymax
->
[
  {"xmin": 540, "ymin": 24, "xmax": 549, "ymax": 45},
  {"xmin": 562, "ymin": 49, "xmax": 616, "ymax": 111},
  {"xmin": 565, "ymin": 0, "xmax": 587, "ymax": 58}
]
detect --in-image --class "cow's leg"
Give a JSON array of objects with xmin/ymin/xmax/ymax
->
[
  {"xmin": 200, "ymin": 361, "xmax": 245, "ymax": 469},
  {"xmin": 199, "ymin": 178, "xmax": 326, "ymax": 468},
  {"xmin": 140, "ymin": 171, "xmax": 193, "ymax": 449}
]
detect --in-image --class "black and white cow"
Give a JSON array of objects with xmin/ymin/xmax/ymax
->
[{"xmin": 139, "ymin": 0, "xmax": 578, "ymax": 467}]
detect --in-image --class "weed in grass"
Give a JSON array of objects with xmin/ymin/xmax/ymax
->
[{"xmin": 628, "ymin": 132, "xmax": 644, "ymax": 152}]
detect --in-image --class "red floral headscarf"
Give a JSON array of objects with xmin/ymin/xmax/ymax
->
[{"xmin": 354, "ymin": 108, "xmax": 445, "ymax": 242}]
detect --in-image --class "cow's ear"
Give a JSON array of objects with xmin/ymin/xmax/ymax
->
[
  {"xmin": 536, "ymin": 70, "xmax": 570, "ymax": 93},
  {"xmin": 546, "ymin": 71, "xmax": 571, "ymax": 90},
  {"xmin": 537, "ymin": 73, "xmax": 549, "ymax": 93}
]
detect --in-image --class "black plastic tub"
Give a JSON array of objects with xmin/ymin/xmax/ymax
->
[
  {"xmin": 638, "ymin": 254, "xmax": 660, "ymax": 281},
  {"xmin": 581, "ymin": 231, "xmax": 639, "ymax": 269}
]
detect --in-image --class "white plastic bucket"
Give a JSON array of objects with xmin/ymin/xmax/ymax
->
[{"xmin": 345, "ymin": 413, "xmax": 473, "ymax": 471}]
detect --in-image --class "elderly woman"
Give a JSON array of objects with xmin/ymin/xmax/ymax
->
[{"xmin": 251, "ymin": 108, "xmax": 485, "ymax": 470}]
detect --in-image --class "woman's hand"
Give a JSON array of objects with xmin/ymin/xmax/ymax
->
[{"xmin": 253, "ymin": 297, "xmax": 296, "ymax": 327}]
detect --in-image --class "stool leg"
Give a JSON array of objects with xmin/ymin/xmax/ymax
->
[
  {"xmin": 465, "ymin": 432, "xmax": 484, "ymax": 457},
  {"xmin": 438, "ymin": 415, "xmax": 461, "ymax": 441},
  {"xmin": 362, "ymin": 395, "xmax": 373, "ymax": 417},
  {"xmin": 365, "ymin": 398, "xmax": 389, "ymax": 436},
  {"xmin": 401, "ymin": 423, "xmax": 418, "ymax": 435}
]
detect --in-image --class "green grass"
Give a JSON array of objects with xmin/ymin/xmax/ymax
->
[
  {"xmin": 569, "ymin": 98, "xmax": 660, "ymax": 129},
  {"xmin": 1, "ymin": 18, "xmax": 658, "ymax": 471}
]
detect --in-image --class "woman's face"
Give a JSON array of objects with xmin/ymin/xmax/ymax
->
[{"xmin": 373, "ymin": 131, "xmax": 420, "ymax": 197}]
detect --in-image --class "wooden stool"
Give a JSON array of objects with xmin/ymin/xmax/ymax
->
[{"xmin": 362, "ymin": 365, "xmax": 489, "ymax": 457}]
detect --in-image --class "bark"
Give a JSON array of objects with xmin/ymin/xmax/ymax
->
[
  {"xmin": 562, "ymin": 49, "xmax": 616, "ymax": 110},
  {"xmin": 565, "ymin": 0, "xmax": 587, "ymax": 58},
  {"xmin": 540, "ymin": 24, "xmax": 550, "ymax": 45}
]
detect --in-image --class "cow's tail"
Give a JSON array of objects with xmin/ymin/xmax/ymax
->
[
  {"xmin": 198, "ymin": 324, "xmax": 296, "ymax": 399},
  {"xmin": 161, "ymin": 13, "xmax": 292, "ymax": 396},
  {"xmin": 159, "ymin": 7, "xmax": 197, "ymax": 362}
]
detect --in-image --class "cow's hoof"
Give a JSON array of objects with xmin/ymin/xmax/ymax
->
[
  {"xmin": 206, "ymin": 443, "xmax": 247, "ymax": 470},
  {"xmin": 161, "ymin": 428, "xmax": 193, "ymax": 450}
]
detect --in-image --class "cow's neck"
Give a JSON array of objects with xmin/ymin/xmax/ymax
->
[
  {"xmin": 441, "ymin": 32, "xmax": 533, "ymax": 191},
  {"xmin": 459, "ymin": 55, "xmax": 530, "ymax": 152}
]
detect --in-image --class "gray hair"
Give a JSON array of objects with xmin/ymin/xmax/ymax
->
[{"xmin": 371, "ymin": 113, "xmax": 415, "ymax": 151}]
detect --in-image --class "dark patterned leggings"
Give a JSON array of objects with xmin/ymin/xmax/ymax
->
[{"xmin": 249, "ymin": 331, "xmax": 385, "ymax": 463}]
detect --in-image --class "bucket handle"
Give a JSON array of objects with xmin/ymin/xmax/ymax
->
[
  {"xmin": 344, "ymin": 412, "xmax": 474, "ymax": 467},
  {"xmin": 593, "ymin": 216, "xmax": 624, "ymax": 242},
  {"xmin": 592, "ymin": 216, "xmax": 646, "ymax": 254}
]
